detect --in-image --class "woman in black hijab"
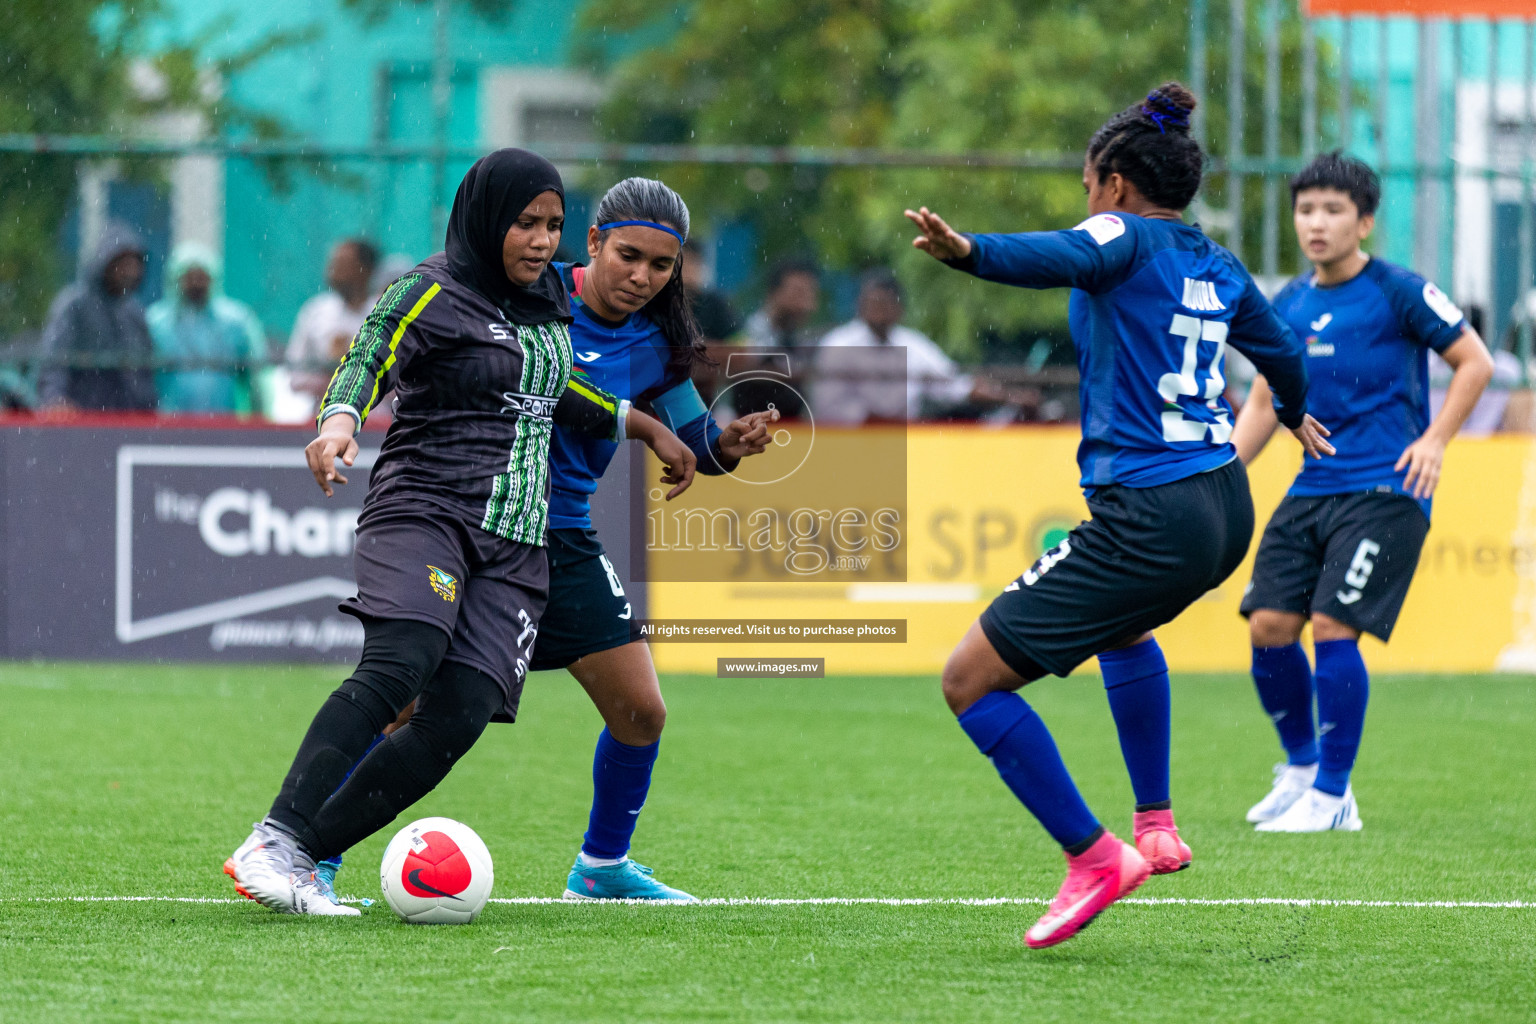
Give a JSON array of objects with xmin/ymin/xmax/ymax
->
[{"xmin": 225, "ymin": 149, "xmax": 698, "ymax": 916}]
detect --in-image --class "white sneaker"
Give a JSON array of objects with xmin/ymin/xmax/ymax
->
[
  {"xmin": 1254, "ymin": 786, "xmax": 1363, "ymax": 833},
  {"xmin": 1245, "ymin": 762, "xmax": 1319, "ymax": 823},
  {"xmin": 291, "ymin": 861, "xmax": 362, "ymax": 917},
  {"xmin": 225, "ymin": 822, "xmax": 299, "ymax": 913}
]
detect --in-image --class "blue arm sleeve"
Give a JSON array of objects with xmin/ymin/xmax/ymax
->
[
  {"xmin": 948, "ymin": 214, "xmax": 1138, "ymax": 294},
  {"xmin": 652, "ymin": 379, "xmax": 732, "ymax": 475},
  {"xmin": 1230, "ymin": 278, "xmax": 1310, "ymax": 429},
  {"xmin": 1382, "ymin": 269, "xmax": 1467, "ymax": 354}
]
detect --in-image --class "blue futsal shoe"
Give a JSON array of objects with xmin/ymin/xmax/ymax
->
[{"xmin": 563, "ymin": 857, "xmax": 697, "ymax": 902}]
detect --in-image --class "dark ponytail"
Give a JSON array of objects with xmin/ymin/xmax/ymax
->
[
  {"xmin": 1086, "ymin": 82, "xmax": 1204, "ymax": 211},
  {"xmin": 592, "ymin": 177, "xmax": 704, "ymax": 372}
]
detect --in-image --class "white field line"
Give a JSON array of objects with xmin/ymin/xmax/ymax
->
[{"xmin": 7, "ymin": 895, "xmax": 1533, "ymax": 909}]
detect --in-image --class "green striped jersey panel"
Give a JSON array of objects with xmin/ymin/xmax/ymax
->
[{"xmin": 481, "ymin": 321, "xmax": 573, "ymax": 545}]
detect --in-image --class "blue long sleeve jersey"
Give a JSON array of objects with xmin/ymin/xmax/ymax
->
[
  {"xmin": 547, "ymin": 263, "xmax": 728, "ymax": 530},
  {"xmin": 952, "ymin": 213, "xmax": 1310, "ymax": 492}
]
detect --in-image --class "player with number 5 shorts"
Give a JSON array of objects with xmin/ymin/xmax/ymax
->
[
  {"xmin": 908, "ymin": 82, "xmax": 1330, "ymax": 949},
  {"xmin": 1232, "ymin": 153, "xmax": 1493, "ymax": 834}
]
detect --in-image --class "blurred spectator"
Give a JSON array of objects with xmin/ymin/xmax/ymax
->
[
  {"xmin": 371, "ymin": 252, "xmax": 417, "ymax": 298},
  {"xmin": 37, "ymin": 219, "xmax": 156, "ymax": 412},
  {"xmin": 743, "ymin": 257, "xmax": 820, "ymax": 351},
  {"xmin": 286, "ymin": 237, "xmax": 379, "ymax": 404},
  {"xmin": 727, "ymin": 258, "xmax": 821, "ymax": 418},
  {"xmin": 146, "ymin": 243, "xmax": 267, "ymax": 415},
  {"xmin": 814, "ymin": 269, "xmax": 1026, "ymax": 424},
  {"xmin": 682, "ymin": 239, "xmax": 742, "ymax": 405},
  {"xmin": 682, "ymin": 239, "xmax": 743, "ymax": 343}
]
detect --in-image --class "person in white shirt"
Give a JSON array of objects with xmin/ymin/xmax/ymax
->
[
  {"xmin": 815, "ymin": 269, "xmax": 1013, "ymax": 423},
  {"xmin": 285, "ymin": 238, "xmax": 380, "ymax": 406}
]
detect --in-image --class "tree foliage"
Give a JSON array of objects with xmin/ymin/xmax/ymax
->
[
  {"xmin": 0, "ymin": 0, "xmax": 150, "ymax": 333},
  {"xmin": 577, "ymin": 0, "xmax": 1324, "ymax": 355},
  {"xmin": 0, "ymin": 1, "xmax": 318, "ymax": 336}
]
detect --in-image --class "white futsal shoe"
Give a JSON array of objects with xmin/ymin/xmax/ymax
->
[
  {"xmin": 225, "ymin": 822, "xmax": 299, "ymax": 913},
  {"xmin": 1245, "ymin": 762, "xmax": 1319, "ymax": 823},
  {"xmin": 1254, "ymin": 786, "xmax": 1362, "ymax": 833},
  {"xmin": 289, "ymin": 850, "xmax": 361, "ymax": 917}
]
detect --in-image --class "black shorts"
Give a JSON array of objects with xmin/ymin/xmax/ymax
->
[
  {"xmin": 1239, "ymin": 491, "xmax": 1429, "ymax": 641},
  {"xmin": 341, "ymin": 500, "xmax": 548, "ymax": 721},
  {"xmin": 979, "ymin": 459, "xmax": 1254, "ymax": 678},
  {"xmin": 529, "ymin": 527, "xmax": 642, "ymax": 672}
]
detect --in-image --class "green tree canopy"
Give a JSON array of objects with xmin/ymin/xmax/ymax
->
[{"xmin": 578, "ymin": 0, "xmax": 1320, "ymax": 356}]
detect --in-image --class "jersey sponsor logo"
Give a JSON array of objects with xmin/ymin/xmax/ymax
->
[
  {"xmin": 427, "ymin": 565, "xmax": 458, "ymax": 602},
  {"xmin": 1422, "ymin": 282, "xmax": 1464, "ymax": 326},
  {"xmin": 488, "ymin": 322, "xmax": 515, "ymax": 342},
  {"xmin": 1307, "ymin": 342, "xmax": 1335, "ymax": 357},
  {"xmin": 576, "ymin": 350, "xmax": 602, "ymax": 363},
  {"xmin": 1073, "ymin": 213, "xmax": 1126, "ymax": 246},
  {"xmin": 499, "ymin": 391, "xmax": 558, "ymax": 419},
  {"xmin": 1310, "ymin": 312, "xmax": 1333, "ymax": 332},
  {"xmin": 1180, "ymin": 278, "xmax": 1226, "ymax": 312}
]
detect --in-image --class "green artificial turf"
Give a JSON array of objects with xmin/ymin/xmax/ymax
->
[{"xmin": 1, "ymin": 663, "xmax": 1532, "ymax": 1022}]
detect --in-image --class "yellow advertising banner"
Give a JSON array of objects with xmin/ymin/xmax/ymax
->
[{"xmin": 647, "ymin": 426, "xmax": 1536, "ymax": 676}]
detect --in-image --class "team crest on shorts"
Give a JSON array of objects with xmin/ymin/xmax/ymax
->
[{"xmin": 426, "ymin": 565, "xmax": 458, "ymax": 602}]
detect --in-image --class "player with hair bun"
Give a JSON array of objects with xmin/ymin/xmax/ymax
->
[{"xmin": 908, "ymin": 83, "xmax": 1331, "ymax": 948}]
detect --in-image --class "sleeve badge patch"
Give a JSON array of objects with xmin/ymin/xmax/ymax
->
[
  {"xmin": 1073, "ymin": 213, "xmax": 1126, "ymax": 246},
  {"xmin": 1422, "ymin": 282, "xmax": 1464, "ymax": 326}
]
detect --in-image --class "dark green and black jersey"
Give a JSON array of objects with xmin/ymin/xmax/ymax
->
[{"xmin": 319, "ymin": 253, "xmax": 626, "ymax": 546}]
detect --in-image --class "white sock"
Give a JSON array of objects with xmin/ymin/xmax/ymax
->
[{"xmin": 577, "ymin": 851, "xmax": 626, "ymax": 868}]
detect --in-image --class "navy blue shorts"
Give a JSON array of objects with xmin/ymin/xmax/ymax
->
[
  {"xmin": 1240, "ymin": 491, "xmax": 1428, "ymax": 641},
  {"xmin": 980, "ymin": 459, "xmax": 1254, "ymax": 678},
  {"xmin": 529, "ymin": 527, "xmax": 642, "ymax": 672},
  {"xmin": 341, "ymin": 500, "xmax": 547, "ymax": 721}
]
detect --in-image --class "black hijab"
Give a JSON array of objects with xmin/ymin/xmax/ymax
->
[{"xmin": 444, "ymin": 148, "xmax": 571, "ymax": 326}]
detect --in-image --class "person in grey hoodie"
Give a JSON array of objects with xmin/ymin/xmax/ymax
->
[{"xmin": 37, "ymin": 220, "xmax": 158, "ymax": 411}]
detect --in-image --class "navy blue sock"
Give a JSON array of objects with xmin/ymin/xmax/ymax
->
[
  {"xmin": 1251, "ymin": 642, "xmax": 1319, "ymax": 765},
  {"xmin": 956, "ymin": 691, "xmax": 1100, "ymax": 850},
  {"xmin": 1314, "ymin": 639, "xmax": 1369, "ymax": 797},
  {"xmin": 1099, "ymin": 640, "xmax": 1171, "ymax": 808},
  {"xmin": 582, "ymin": 728, "xmax": 659, "ymax": 860},
  {"xmin": 319, "ymin": 731, "xmax": 387, "ymax": 871}
]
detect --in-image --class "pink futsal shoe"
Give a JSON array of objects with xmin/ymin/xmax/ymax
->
[
  {"xmin": 1133, "ymin": 808, "xmax": 1192, "ymax": 875},
  {"xmin": 1025, "ymin": 831, "xmax": 1151, "ymax": 950}
]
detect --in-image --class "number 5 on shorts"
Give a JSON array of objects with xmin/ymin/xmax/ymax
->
[{"xmin": 1336, "ymin": 539, "xmax": 1380, "ymax": 605}]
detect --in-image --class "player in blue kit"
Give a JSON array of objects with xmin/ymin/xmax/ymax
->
[
  {"xmin": 542, "ymin": 178, "xmax": 776, "ymax": 899},
  {"xmin": 1232, "ymin": 153, "xmax": 1493, "ymax": 833},
  {"xmin": 908, "ymin": 83, "xmax": 1332, "ymax": 949}
]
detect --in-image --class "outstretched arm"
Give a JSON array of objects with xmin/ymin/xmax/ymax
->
[{"xmin": 906, "ymin": 206, "xmax": 1132, "ymax": 293}]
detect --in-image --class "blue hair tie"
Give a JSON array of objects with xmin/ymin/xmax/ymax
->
[
  {"xmin": 1140, "ymin": 93, "xmax": 1190, "ymax": 134},
  {"xmin": 597, "ymin": 219, "xmax": 685, "ymax": 245}
]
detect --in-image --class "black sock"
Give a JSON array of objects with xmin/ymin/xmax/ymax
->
[
  {"xmin": 265, "ymin": 618, "xmax": 448, "ymax": 839},
  {"xmin": 1135, "ymin": 800, "xmax": 1172, "ymax": 812},
  {"xmin": 300, "ymin": 661, "xmax": 502, "ymax": 860},
  {"xmin": 1063, "ymin": 825, "xmax": 1107, "ymax": 857}
]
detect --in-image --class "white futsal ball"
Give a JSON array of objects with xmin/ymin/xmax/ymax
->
[{"xmin": 379, "ymin": 817, "xmax": 493, "ymax": 924}]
